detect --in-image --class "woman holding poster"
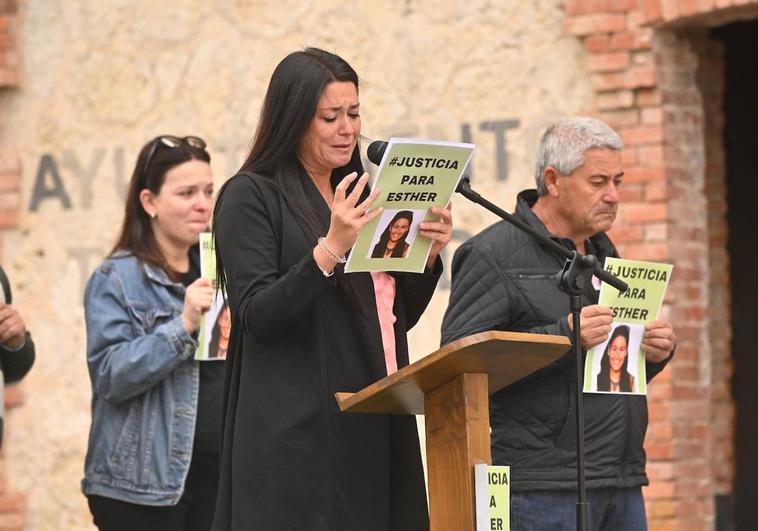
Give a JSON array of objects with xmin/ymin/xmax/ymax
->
[
  {"xmin": 212, "ymin": 48, "xmax": 452, "ymax": 530},
  {"xmin": 371, "ymin": 210, "xmax": 414, "ymax": 258},
  {"xmin": 596, "ymin": 324, "xmax": 636, "ymax": 393},
  {"xmin": 82, "ymin": 135, "xmax": 225, "ymax": 530}
]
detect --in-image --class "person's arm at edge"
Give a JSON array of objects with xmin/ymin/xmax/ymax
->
[
  {"xmin": 215, "ymin": 175, "xmax": 334, "ymax": 342},
  {"xmin": 84, "ymin": 266, "xmax": 197, "ymax": 404},
  {"xmin": 441, "ymin": 241, "xmax": 525, "ymax": 346},
  {"xmin": 0, "ymin": 334, "xmax": 35, "ymax": 384}
]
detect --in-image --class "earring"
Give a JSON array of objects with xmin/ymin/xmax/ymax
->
[{"xmin": 150, "ymin": 213, "xmax": 157, "ymax": 220}]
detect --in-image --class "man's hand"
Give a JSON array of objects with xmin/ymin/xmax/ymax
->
[
  {"xmin": 568, "ymin": 305, "xmax": 613, "ymax": 349},
  {"xmin": 642, "ymin": 320, "xmax": 676, "ymax": 363},
  {"xmin": 0, "ymin": 304, "xmax": 27, "ymax": 350}
]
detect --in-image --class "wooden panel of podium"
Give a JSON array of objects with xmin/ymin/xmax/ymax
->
[{"xmin": 336, "ymin": 330, "xmax": 570, "ymax": 531}]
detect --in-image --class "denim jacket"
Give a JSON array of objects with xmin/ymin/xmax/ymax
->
[{"xmin": 82, "ymin": 251, "xmax": 199, "ymax": 505}]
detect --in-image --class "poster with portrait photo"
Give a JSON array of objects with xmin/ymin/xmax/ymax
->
[
  {"xmin": 345, "ymin": 137, "xmax": 475, "ymax": 273},
  {"xmin": 194, "ymin": 232, "xmax": 227, "ymax": 361},
  {"xmin": 365, "ymin": 209, "xmax": 424, "ymax": 260},
  {"xmin": 583, "ymin": 322, "xmax": 646, "ymax": 395},
  {"xmin": 196, "ymin": 293, "xmax": 229, "ymax": 361}
]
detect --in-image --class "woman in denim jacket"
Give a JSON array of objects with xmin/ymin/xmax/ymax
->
[{"xmin": 82, "ymin": 136, "xmax": 222, "ymax": 531}]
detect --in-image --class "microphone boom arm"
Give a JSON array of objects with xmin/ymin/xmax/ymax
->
[{"xmin": 455, "ymin": 177, "xmax": 628, "ymax": 293}]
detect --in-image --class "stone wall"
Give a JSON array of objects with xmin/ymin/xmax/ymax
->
[{"xmin": 0, "ymin": 1, "xmax": 594, "ymax": 529}]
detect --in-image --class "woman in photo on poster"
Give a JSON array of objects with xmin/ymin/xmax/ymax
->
[
  {"xmin": 370, "ymin": 210, "xmax": 414, "ymax": 258},
  {"xmin": 596, "ymin": 324, "xmax": 636, "ymax": 393},
  {"xmin": 208, "ymin": 303, "xmax": 231, "ymax": 359}
]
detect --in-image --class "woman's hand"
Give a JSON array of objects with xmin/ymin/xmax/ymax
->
[
  {"xmin": 182, "ymin": 278, "xmax": 215, "ymax": 333},
  {"xmin": 419, "ymin": 204, "xmax": 453, "ymax": 269},
  {"xmin": 323, "ymin": 172, "xmax": 382, "ymax": 257}
]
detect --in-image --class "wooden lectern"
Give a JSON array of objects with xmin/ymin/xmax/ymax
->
[{"xmin": 335, "ymin": 330, "xmax": 570, "ymax": 531}]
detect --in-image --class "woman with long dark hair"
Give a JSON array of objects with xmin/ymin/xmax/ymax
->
[
  {"xmin": 596, "ymin": 324, "xmax": 635, "ymax": 393},
  {"xmin": 83, "ymin": 135, "xmax": 224, "ymax": 531},
  {"xmin": 371, "ymin": 210, "xmax": 414, "ymax": 258},
  {"xmin": 212, "ymin": 48, "xmax": 452, "ymax": 530}
]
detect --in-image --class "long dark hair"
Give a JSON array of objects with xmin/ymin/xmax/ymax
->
[
  {"xmin": 112, "ymin": 136, "xmax": 210, "ymax": 277},
  {"xmin": 371, "ymin": 210, "xmax": 413, "ymax": 258},
  {"xmin": 596, "ymin": 325, "xmax": 632, "ymax": 392},
  {"xmin": 213, "ymin": 47, "xmax": 364, "ymax": 298},
  {"xmin": 209, "ymin": 302, "xmax": 230, "ymax": 359}
]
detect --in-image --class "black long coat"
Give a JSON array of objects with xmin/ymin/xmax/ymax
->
[{"xmin": 212, "ymin": 172, "xmax": 438, "ymax": 530}]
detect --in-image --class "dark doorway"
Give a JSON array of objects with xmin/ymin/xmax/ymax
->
[{"xmin": 715, "ymin": 19, "xmax": 758, "ymax": 531}]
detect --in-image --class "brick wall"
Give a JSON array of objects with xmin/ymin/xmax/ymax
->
[
  {"xmin": 0, "ymin": 0, "xmax": 19, "ymax": 233},
  {"xmin": 0, "ymin": 389, "xmax": 26, "ymax": 531},
  {"xmin": 0, "ymin": 0, "xmax": 19, "ymax": 87},
  {"xmin": 563, "ymin": 0, "xmax": 758, "ymax": 529},
  {"xmin": 655, "ymin": 30, "xmax": 713, "ymax": 530},
  {"xmin": 0, "ymin": 157, "xmax": 20, "ymax": 234},
  {"xmin": 693, "ymin": 32, "xmax": 733, "ymax": 501},
  {"xmin": 0, "ymin": 1, "xmax": 26, "ymax": 530}
]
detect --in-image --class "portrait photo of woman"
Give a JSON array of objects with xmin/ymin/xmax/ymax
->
[
  {"xmin": 596, "ymin": 324, "xmax": 640, "ymax": 393},
  {"xmin": 208, "ymin": 303, "xmax": 231, "ymax": 360},
  {"xmin": 369, "ymin": 209, "xmax": 419, "ymax": 258}
]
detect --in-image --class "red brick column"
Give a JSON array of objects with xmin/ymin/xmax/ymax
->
[
  {"xmin": 0, "ymin": 0, "xmax": 19, "ymax": 87},
  {"xmin": 0, "ymin": 158, "xmax": 21, "ymax": 234},
  {"xmin": 0, "ymin": 1, "xmax": 26, "ymax": 530},
  {"xmin": 0, "ymin": 389, "xmax": 26, "ymax": 531},
  {"xmin": 564, "ymin": 0, "xmax": 758, "ymax": 529},
  {"xmin": 693, "ymin": 31, "xmax": 734, "ymax": 506},
  {"xmin": 564, "ymin": 8, "xmax": 681, "ymax": 529},
  {"xmin": 651, "ymin": 30, "xmax": 713, "ymax": 531}
]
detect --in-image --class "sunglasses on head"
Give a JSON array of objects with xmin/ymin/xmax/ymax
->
[{"xmin": 142, "ymin": 135, "xmax": 207, "ymax": 184}]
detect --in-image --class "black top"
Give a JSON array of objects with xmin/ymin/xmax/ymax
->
[
  {"xmin": 441, "ymin": 189, "xmax": 672, "ymax": 491},
  {"xmin": 177, "ymin": 249, "xmax": 225, "ymax": 454},
  {"xmin": 0, "ymin": 334, "xmax": 35, "ymax": 384},
  {"xmin": 212, "ymin": 171, "xmax": 441, "ymax": 531}
]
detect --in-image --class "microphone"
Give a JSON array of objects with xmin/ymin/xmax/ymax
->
[
  {"xmin": 365, "ymin": 140, "xmax": 626, "ymax": 290},
  {"xmin": 366, "ymin": 140, "xmax": 388, "ymax": 166}
]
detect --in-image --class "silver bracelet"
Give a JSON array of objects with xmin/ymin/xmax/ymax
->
[
  {"xmin": 316, "ymin": 264, "xmax": 335, "ymax": 277},
  {"xmin": 318, "ymin": 237, "xmax": 347, "ymax": 264}
]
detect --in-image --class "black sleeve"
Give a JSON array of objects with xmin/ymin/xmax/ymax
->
[
  {"xmin": 0, "ymin": 333, "xmax": 35, "ymax": 384},
  {"xmin": 441, "ymin": 241, "xmax": 573, "ymax": 347},
  {"xmin": 214, "ymin": 175, "xmax": 333, "ymax": 341},
  {"xmin": 394, "ymin": 256, "xmax": 443, "ymax": 331},
  {"xmin": 645, "ymin": 345, "xmax": 675, "ymax": 383}
]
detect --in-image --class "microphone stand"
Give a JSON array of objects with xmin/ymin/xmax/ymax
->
[{"xmin": 455, "ymin": 177, "xmax": 627, "ymax": 531}]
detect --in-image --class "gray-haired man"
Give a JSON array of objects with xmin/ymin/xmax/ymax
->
[{"xmin": 441, "ymin": 117, "xmax": 675, "ymax": 530}]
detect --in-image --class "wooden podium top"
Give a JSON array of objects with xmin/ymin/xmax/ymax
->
[{"xmin": 335, "ymin": 330, "xmax": 570, "ymax": 415}]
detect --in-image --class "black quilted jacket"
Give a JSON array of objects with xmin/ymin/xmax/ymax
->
[{"xmin": 441, "ymin": 189, "xmax": 671, "ymax": 491}]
